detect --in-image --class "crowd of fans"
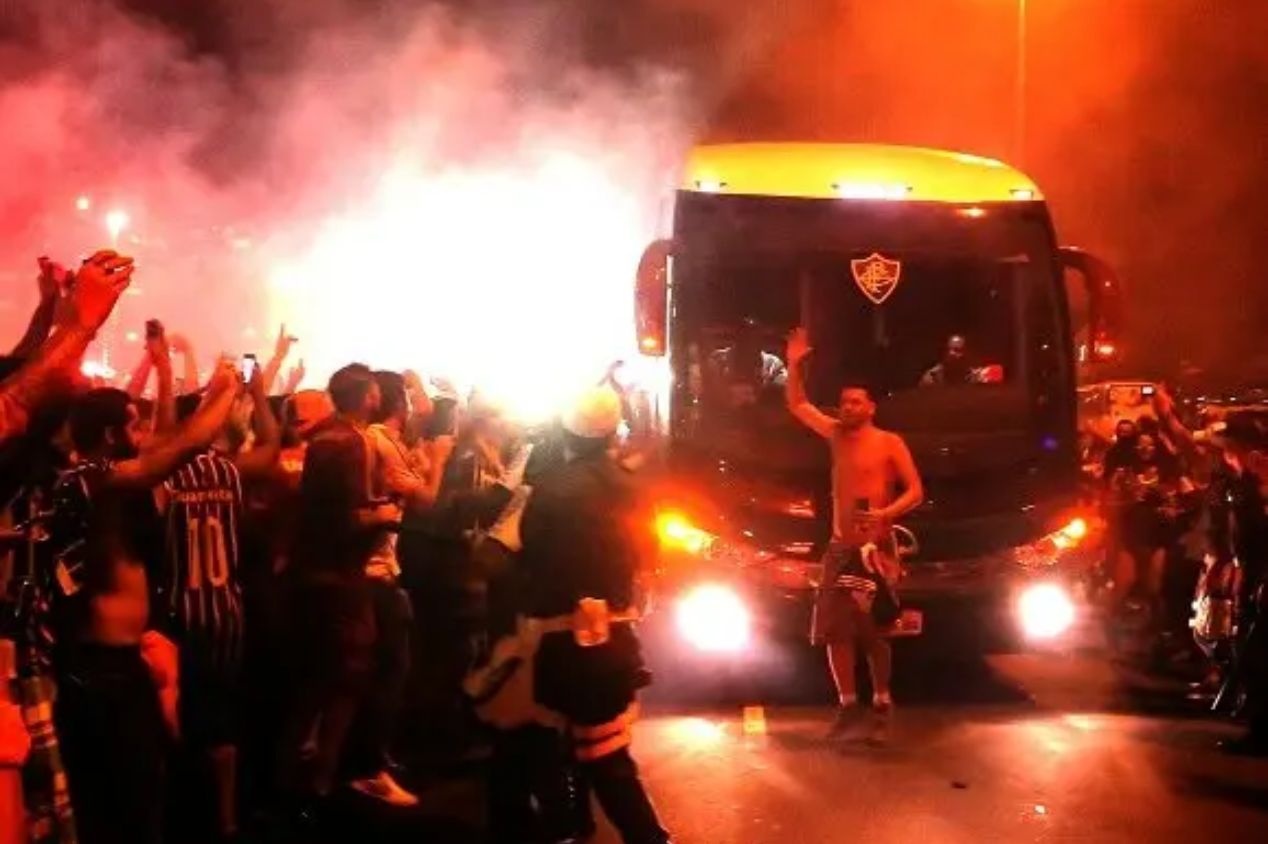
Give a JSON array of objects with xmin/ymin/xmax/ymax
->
[
  {"xmin": 1083, "ymin": 383, "xmax": 1267, "ymax": 752},
  {"xmin": 0, "ymin": 251, "xmax": 670, "ymax": 844},
  {"xmin": 1090, "ymin": 398, "xmax": 1202, "ymax": 641},
  {"xmin": 2, "ymin": 247, "xmax": 1265, "ymax": 844}
]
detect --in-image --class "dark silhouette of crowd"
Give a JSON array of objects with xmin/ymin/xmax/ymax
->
[
  {"xmin": 0, "ymin": 252, "xmax": 673, "ymax": 844},
  {"xmin": 1087, "ymin": 385, "xmax": 1268, "ymax": 756}
]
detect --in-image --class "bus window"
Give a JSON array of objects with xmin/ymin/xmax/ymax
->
[{"xmin": 799, "ymin": 255, "xmax": 1019, "ymax": 404}]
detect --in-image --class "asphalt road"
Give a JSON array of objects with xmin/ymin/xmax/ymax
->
[
  {"xmin": 303, "ymin": 643, "xmax": 1268, "ymax": 844},
  {"xmin": 590, "ymin": 651, "xmax": 1268, "ymax": 844}
]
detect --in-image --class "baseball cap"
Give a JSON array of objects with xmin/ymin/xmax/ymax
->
[{"xmin": 287, "ymin": 389, "xmax": 334, "ymax": 437}]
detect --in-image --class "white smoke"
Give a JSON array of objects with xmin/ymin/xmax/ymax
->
[{"xmin": 0, "ymin": 0, "xmax": 711, "ymax": 417}]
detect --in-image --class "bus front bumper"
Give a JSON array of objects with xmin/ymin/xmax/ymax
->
[{"xmin": 649, "ymin": 544, "xmax": 1096, "ymax": 659}]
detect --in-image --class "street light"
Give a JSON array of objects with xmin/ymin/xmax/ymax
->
[
  {"xmin": 1015, "ymin": 0, "xmax": 1028, "ymax": 163},
  {"xmin": 100, "ymin": 209, "xmax": 131, "ymax": 373},
  {"xmin": 105, "ymin": 209, "xmax": 130, "ymax": 245}
]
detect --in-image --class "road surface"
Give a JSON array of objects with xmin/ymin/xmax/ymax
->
[{"xmin": 308, "ymin": 650, "xmax": 1268, "ymax": 843}]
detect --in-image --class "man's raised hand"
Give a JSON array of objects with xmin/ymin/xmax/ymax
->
[
  {"xmin": 207, "ymin": 357, "xmax": 242, "ymax": 396},
  {"xmin": 36, "ymin": 256, "xmax": 67, "ymax": 301},
  {"xmin": 145, "ymin": 320, "xmax": 171, "ymax": 367},
  {"xmin": 274, "ymin": 323, "xmax": 297, "ymax": 359},
  {"xmin": 168, "ymin": 333, "xmax": 192, "ymax": 355},
  {"xmin": 62, "ymin": 249, "xmax": 134, "ymax": 332},
  {"xmin": 787, "ymin": 326, "xmax": 813, "ymax": 365}
]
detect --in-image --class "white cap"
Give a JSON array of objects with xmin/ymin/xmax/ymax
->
[{"xmin": 563, "ymin": 385, "xmax": 623, "ymax": 440}]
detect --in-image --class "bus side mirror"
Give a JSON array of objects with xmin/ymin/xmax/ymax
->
[
  {"xmin": 635, "ymin": 239, "xmax": 673, "ymax": 357},
  {"xmin": 1059, "ymin": 246, "xmax": 1123, "ymax": 363}
]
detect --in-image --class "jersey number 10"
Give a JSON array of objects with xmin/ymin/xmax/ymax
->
[{"xmin": 186, "ymin": 514, "xmax": 231, "ymax": 590}]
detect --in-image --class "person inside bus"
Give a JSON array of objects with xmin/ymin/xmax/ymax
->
[
  {"xmin": 919, "ymin": 335, "xmax": 972, "ymax": 386},
  {"xmin": 919, "ymin": 334, "xmax": 1005, "ymax": 387},
  {"xmin": 707, "ymin": 318, "xmax": 787, "ymax": 408}
]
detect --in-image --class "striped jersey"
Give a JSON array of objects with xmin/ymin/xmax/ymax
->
[{"xmin": 161, "ymin": 450, "xmax": 244, "ymax": 662}]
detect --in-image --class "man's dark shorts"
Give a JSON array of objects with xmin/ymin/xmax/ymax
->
[
  {"xmin": 179, "ymin": 638, "xmax": 242, "ymax": 747},
  {"xmin": 810, "ymin": 543, "xmax": 896, "ymax": 645}
]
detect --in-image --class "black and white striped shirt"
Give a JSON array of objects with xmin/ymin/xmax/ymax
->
[{"xmin": 161, "ymin": 450, "xmax": 244, "ymax": 665}]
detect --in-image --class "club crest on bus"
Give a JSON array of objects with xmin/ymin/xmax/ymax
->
[{"xmin": 850, "ymin": 253, "xmax": 902, "ymax": 305}]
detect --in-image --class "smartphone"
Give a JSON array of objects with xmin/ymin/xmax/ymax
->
[
  {"xmin": 1142, "ymin": 385, "xmax": 1156, "ymax": 397},
  {"xmin": 145, "ymin": 319, "xmax": 162, "ymax": 340},
  {"xmin": 240, "ymin": 353, "xmax": 258, "ymax": 382}
]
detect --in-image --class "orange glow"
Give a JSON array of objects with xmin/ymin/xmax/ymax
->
[
  {"xmin": 681, "ymin": 143, "xmax": 1043, "ymax": 203},
  {"xmin": 639, "ymin": 335, "xmax": 662, "ymax": 353},
  {"xmin": 1093, "ymin": 341, "xmax": 1118, "ymax": 360},
  {"xmin": 1063, "ymin": 517, "xmax": 1088, "ymax": 541},
  {"xmin": 655, "ymin": 511, "xmax": 715, "ymax": 555},
  {"xmin": 667, "ymin": 717, "xmax": 727, "ymax": 748},
  {"xmin": 1051, "ymin": 516, "xmax": 1089, "ymax": 551},
  {"xmin": 742, "ymin": 705, "xmax": 767, "ymax": 736}
]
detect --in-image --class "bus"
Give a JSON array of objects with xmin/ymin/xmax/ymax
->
[{"xmin": 634, "ymin": 143, "xmax": 1123, "ymax": 656}]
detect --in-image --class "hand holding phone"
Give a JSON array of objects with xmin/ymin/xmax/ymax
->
[{"xmin": 144, "ymin": 319, "xmax": 171, "ymax": 366}]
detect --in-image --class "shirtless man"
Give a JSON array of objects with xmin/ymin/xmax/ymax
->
[
  {"xmin": 785, "ymin": 328, "xmax": 923, "ymax": 739},
  {"xmin": 48, "ymin": 359, "xmax": 240, "ymax": 844}
]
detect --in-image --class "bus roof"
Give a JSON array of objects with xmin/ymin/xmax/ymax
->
[{"xmin": 681, "ymin": 143, "xmax": 1044, "ymax": 203}]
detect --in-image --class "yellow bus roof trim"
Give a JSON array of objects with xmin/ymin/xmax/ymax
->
[{"xmin": 682, "ymin": 143, "xmax": 1044, "ymax": 203}]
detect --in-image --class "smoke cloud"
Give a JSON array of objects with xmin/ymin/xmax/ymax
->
[
  {"xmin": 3, "ymin": 0, "xmax": 1263, "ymax": 406},
  {"xmin": 0, "ymin": 0, "xmax": 811, "ymax": 415},
  {"xmin": 709, "ymin": 0, "xmax": 1268, "ymax": 378}
]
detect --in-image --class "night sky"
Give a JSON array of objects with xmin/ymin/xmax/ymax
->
[{"xmin": 3, "ymin": 1, "xmax": 1266, "ymax": 380}]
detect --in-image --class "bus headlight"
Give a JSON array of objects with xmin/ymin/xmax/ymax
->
[
  {"xmin": 675, "ymin": 583, "xmax": 751, "ymax": 652},
  {"xmin": 1051, "ymin": 516, "xmax": 1088, "ymax": 550},
  {"xmin": 1017, "ymin": 583, "xmax": 1076, "ymax": 640},
  {"xmin": 656, "ymin": 512, "xmax": 717, "ymax": 555},
  {"xmin": 1015, "ymin": 515, "xmax": 1093, "ymax": 567}
]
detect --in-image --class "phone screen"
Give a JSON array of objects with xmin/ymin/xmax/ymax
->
[{"xmin": 240, "ymin": 354, "xmax": 258, "ymax": 382}]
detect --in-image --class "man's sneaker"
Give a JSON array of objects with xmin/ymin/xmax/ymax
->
[
  {"xmin": 826, "ymin": 704, "xmax": 868, "ymax": 739},
  {"xmin": 349, "ymin": 770, "xmax": 420, "ymax": 808},
  {"xmin": 867, "ymin": 700, "xmax": 894, "ymax": 745}
]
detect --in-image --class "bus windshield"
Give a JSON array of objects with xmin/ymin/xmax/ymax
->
[{"xmin": 669, "ymin": 195, "xmax": 1068, "ymax": 471}]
